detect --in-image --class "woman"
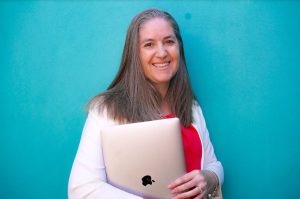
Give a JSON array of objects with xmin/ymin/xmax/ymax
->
[{"xmin": 68, "ymin": 8, "xmax": 223, "ymax": 199}]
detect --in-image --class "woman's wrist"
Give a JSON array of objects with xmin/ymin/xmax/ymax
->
[{"xmin": 201, "ymin": 170, "xmax": 219, "ymax": 196}]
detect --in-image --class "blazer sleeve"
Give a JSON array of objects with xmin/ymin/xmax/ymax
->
[
  {"xmin": 192, "ymin": 102, "xmax": 224, "ymax": 185},
  {"xmin": 68, "ymin": 110, "xmax": 142, "ymax": 199}
]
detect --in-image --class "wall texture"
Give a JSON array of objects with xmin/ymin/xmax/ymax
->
[{"xmin": 1, "ymin": 1, "xmax": 299, "ymax": 198}]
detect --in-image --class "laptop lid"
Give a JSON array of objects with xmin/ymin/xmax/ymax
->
[{"xmin": 101, "ymin": 117, "xmax": 186, "ymax": 199}]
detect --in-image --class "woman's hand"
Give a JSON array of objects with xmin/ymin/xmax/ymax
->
[{"xmin": 168, "ymin": 170, "xmax": 218, "ymax": 199}]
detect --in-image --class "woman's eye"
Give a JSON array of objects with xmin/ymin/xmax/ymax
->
[
  {"xmin": 166, "ymin": 40, "xmax": 175, "ymax": 44},
  {"xmin": 144, "ymin": 43, "xmax": 153, "ymax": 48}
]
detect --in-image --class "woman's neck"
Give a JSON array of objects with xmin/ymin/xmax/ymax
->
[
  {"xmin": 154, "ymin": 83, "xmax": 171, "ymax": 115},
  {"xmin": 160, "ymin": 98, "xmax": 171, "ymax": 116},
  {"xmin": 154, "ymin": 83, "xmax": 169, "ymax": 99}
]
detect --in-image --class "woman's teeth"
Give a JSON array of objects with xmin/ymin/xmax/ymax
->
[{"xmin": 153, "ymin": 62, "xmax": 169, "ymax": 68}]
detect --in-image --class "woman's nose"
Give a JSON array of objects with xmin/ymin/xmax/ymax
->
[{"xmin": 156, "ymin": 45, "xmax": 167, "ymax": 58}]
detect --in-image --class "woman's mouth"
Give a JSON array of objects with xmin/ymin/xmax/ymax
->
[{"xmin": 152, "ymin": 61, "xmax": 171, "ymax": 68}]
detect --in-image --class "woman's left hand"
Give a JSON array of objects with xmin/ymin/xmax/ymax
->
[{"xmin": 168, "ymin": 170, "xmax": 218, "ymax": 199}]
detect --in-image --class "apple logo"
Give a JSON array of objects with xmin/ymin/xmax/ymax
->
[{"xmin": 141, "ymin": 175, "xmax": 155, "ymax": 186}]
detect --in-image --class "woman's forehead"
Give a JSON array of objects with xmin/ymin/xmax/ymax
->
[
  {"xmin": 140, "ymin": 17, "xmax": 172, "ymax": 30},
  {"xmin": 139, "ymin": 18, "xmax": 175, "ymax": 40}
]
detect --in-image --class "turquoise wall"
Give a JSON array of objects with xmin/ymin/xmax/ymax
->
[{"xmin": 1, "ymin": 1, "xmax": 299, "ymax": 198}]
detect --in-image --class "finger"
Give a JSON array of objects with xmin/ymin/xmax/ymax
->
[
  {"xmin": 168, "ymin": 170, "xmax": 199, "ymax": 189},
  {"xmin": 173, "ymin": 185, "xmax": 204, "ymax": 199},
  {"xmin": 171, "ymin": 172, "xmax": 206, "ymax": 193},
  {"xmin": 192, "ymin": 192, "xmax": 207, "ymax": 199},
  {"xmin": 168, "ymin": 174, "xmax": 193, "ymax": 189},
  {"xmin": 170, "ymin": 177, "xmax": 197, "ymax": 194},
  {"xmin": 191, "ymin": 186, "xmax": 208, "ymax": 199}
]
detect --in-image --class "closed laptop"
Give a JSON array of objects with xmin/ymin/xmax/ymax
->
[{"xmin": 101, "ymin": 117, "xmax": 186, "ymax": 199}]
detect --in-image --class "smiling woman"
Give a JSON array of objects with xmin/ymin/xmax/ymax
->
[
  {"xmin": 139, "ymin": 18, "xmax": 179, "ymax": 99},
  {"xmin": 68, "ymin": 8, "xmax": 223, "ymax": 199}
]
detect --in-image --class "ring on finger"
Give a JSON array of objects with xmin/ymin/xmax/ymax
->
[{"xmin": 197, "ymin": 186, "xmax": 203, "ymax": 193}]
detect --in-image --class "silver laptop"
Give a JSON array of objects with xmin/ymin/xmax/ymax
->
[{"xmin": 101, "ymin": 117, "xmax": 186, "ymax": 199}]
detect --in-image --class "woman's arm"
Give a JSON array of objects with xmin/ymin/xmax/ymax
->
[
  {"xmin": 68, "ymin": 110, "xmax": 142, "ymax": 199},
  {"xmin": 193, "ymin": 102, "xmax": 224, "ymax": 185}
]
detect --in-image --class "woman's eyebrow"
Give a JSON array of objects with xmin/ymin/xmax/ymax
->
[
  {"xmin": 140, "ymin": 35, "xmax": 176, "ymax": 44},
  {"xmin": 164, "ymin": 35, "xmax": 176, "ymax": 40},
  {"xmin": 140, "ymin": 38, "xmax": 154, "ymax": 44}
]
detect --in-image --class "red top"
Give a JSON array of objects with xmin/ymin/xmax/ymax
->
[{"xmin": 163, "ymin": 114, "xmax": 202, "ymax": 172}]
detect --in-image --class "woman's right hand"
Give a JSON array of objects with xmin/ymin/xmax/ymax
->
[{"xmin": 168, "ymin": 170, "xmax": 218, "ymax": 199}]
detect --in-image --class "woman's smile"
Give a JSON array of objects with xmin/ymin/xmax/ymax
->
[{"xmin": 152, "ymin": 61, "xmax": 171, "ymax": 68}]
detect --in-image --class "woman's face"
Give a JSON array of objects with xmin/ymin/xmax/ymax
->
[{"xmin": 139, "ymin": 17, "xmax": 179, "ymax": 93}]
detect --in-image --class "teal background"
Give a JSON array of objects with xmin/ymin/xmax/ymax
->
[{"xmin": 1, "ymin": 1, "xmax": 300, "ymax": 198}]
